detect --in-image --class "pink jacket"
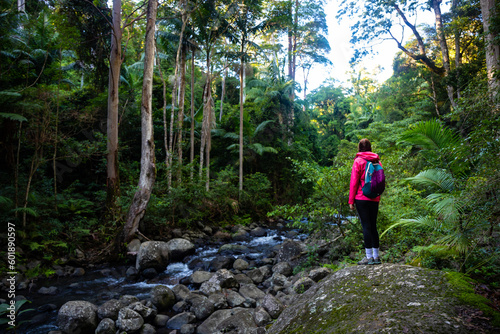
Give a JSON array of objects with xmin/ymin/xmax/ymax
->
[{"xmin": 348, "ymin": 151, "xmax": 381, "ymax": 204}]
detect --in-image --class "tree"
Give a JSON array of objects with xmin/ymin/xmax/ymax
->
[
  {"xmin": 122, "ymin": 0, "xmax": 157, "ymax": 243},
  {"xmin": 480, "ymin": 0, "xmax": 500, "ymax": 95}
]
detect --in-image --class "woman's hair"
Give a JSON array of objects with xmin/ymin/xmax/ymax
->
[{"xmin": 358, "ymin": 138, "xmax": 372, "ymax": 152}]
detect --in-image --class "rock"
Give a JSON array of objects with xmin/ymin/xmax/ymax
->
[
  {"xmin": 232, "ymin": 229, "xmax": 250, "ymax": 241},
  {"xmin": 151, "ymin": 285, "xmax": 176, "ymax": 311},
  {"xmin": 196, "ymin": 308, "xmax": 246, "ymax": 334},
  {"xmin": 234, "ymin": 273, "xmax": 254, "ymax": 284},
  {"xmin": 129, "ymin": 301, "xmax": 157, "ymax": 322},
  {"xmin": 172, "ymin": 284, "xmax": 191, "ymax": 301},
  {"xmin": 127, "ymin": 239, "xmax": 142, "ymax": 253},
  {"xmin": 140, "ymin": 323, "xmax": 157, "ymax": 334},
  {"xmin": 239, "ymin": 283, "xmax": 266, "ymax": 302},
  {"xmin": 219, "ymin": 244, "xmax": 249, "ymax": 255},
  {"xmin": 250, "ymin": 227, "xmax": 267, "ymax": 237},
  {"xmin": 57, "ymin": 300, "xmax": 98, "ymax": 334},
  {"xmin": 271, "ymin": 273, "xmax": 288, "ymax": 288},
  {"xmin": 97, "ymin": 299, "xmax": 124, "ymax": 320},
  {"xmin": 275, "ymin": 240, "xmax": 307, "ymax": 267},
  {"xmin": 75, "ymin": 249, "xmax": 85, "ymax": 260},
  {"xmin": 233, "ymin": 258, "xmax": 250, "ymax": 271},
  {"xmin": 272, "ymin": 262, "xmax": 293, "ymax": 277},
  {"xmin": 136, "ymin": 241, "xmax": 170, "ymax": 272},
  {"xmin": 190, "ymin": 296, "xmax": 215, "ymax": 320},
  {"xmin": 225, "ymin": 289, "xmax": 246, "ymax": 307},
  {"xmin": 72, "ymin": 268, "xmax": 85, "ymax": 276},
  {"xmin": 268, "ymin": 264, "xmax": 480, "ymax": 334},
  {"xmin": 142, "ymin": 267, "xmax": 159, "ymax": 279},
  {"xmin": 38, "ymin": 286, "xmax": 58, "ymax": 295},
  {"xmin": 190, "ymin": 270, "xmax": 213, "ymax": 285},
  {"xmin": 119, "ymin": 295, "xmax": 140, "ymax": 307},
  {"xmin": 37, "ymin": 303, "xmax": 57, "ymax": 312},
  {"xmin": 154, "ymin": 314, "xmax": 170, "ymax": 327},
  {"xmin": 213, "ymin": 231, "xmax": 231, "ymax": 241},
  {"xmin": 200, "ymin": 269, "xmax": 239, "ymax": 295},
  {"xmin": 292, "ymin": 277, "xmax": 315, "ymax": 294},
  {"xmin": 253, "ymin": 307, "xmax": 272, "ymax": 327},
  {"xmin": 261, "ymin": 294, "xmax": 285, "ymax": 319},
  {"xmin": 216, "ymin": 309, "xmax": 257, "ymax": 333},
  {"xmin": 208, "ymin": 293, "xmax": 228, "ymax": 310},
  {"xmin": 180, "ymin": 324, "xmax": 196, "ymax": 334},
  {"xmin": 246, "ymin": 268, "xmax": 265, "ymax": 284},
  {"xmin": 166, "ymin": 238, "xmax": 196, "ymax": 261},
  {"xmin": 116, "ymin": 307, "xmax": 144, "ymax": 332},
  {"xmin": 95, "ymin": 318, "xmax": 115, "ymax": 334},
  {"xmin": 173, "ymin": 300, "xmax": 189, "ymax": 313},
  {"xmin": 126, "ymin": 266, "xmax": 139, "ymax": 279},
  {"xmin": 208, "ymin": 256, "xmax": 235, "ymax": 271},
  {"xmin": 308, "ymin": 267, "xmax": 331, "ymax": 282},
  {"xmin": 166, "ymin": 311, "xmax": 196, "ymax": 330}
]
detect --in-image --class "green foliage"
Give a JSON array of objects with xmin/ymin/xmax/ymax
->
[{"xmin": 0, "ymin": 299, "xmax": 34, "ymax": 329}]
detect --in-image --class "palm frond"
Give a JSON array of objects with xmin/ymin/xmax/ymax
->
[
  {"xmin": 380, "ymin": 216, "xmax": 437, "ymax": 238},
  {"xmin": 224, "ymin": 132, "xmax": 239, "ymax": 140},
  {"xmin": 400, "ymin": 119, "xmax": 460, "ymax": 151},
  {"xmin": 406, "ymin": 169, "xmax": 455, "ymax": 192},
  {"xmin": 0, "ymin": 112, "xmax": 27, "ymax": 122},
  {"xmin": 254, "ymin": 120, "xmax": 274, "ymax": 135},
  {"xmin": 426, "ymin": 193, "xmax": 464, "ymax": 222}
]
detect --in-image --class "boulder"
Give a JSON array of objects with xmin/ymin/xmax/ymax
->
[
  {"xmin": 189, "ymin": 296, "xmax": 215, "ymax": 320},
  {"xmin": 116, "ymin": 307, "xmax": 144, "ymax": 332},
  {"xmin": 246, "ymin": 268, "xmax": 265, "ymax": 284},
  {"xmin": 57, "ymin": 300, "xmax": 98, "ymax": 334},
  {"xmin": 172, "ymin": 284, "xmax": 191, "ymax": 301},
  {"xmin": 140, "ymin": 323, "xmax": 156, "ymax": 334},
  {"xmin": 253, "ymin": 307, "xmax": 272, "ymax": 327},
  {"xmin": 225, "ymin": 289, "xmax": 246, "ymax": 307},
  {"xmin": 154, "ymin": 314, "xmax": 170, "ymax": 327},
  {"xmin": 272, "ymin": 262, "xmax": 293, "ymax": 277},
  {"xmin": 196, "ymin": 308, "xmax": 246, "ymax": 334},
  {"xmin": 190, "ymin": 270, "xmax": 213, "ymax": 285},
  {"xmin": 219, "ymin": 244, "xmax": 249, "ymax": 255},
  {"xmin": 216, "ymin": 309, "xmax": 258, "ymax": 334},
  {"xmin": 209, "ymin": 256, "xmax": 235, "ymax": 271},
  {"xmin": 232, "ymin": 228, "xmax": 250, "ymax": 241},
  {"xmin": 166, "ymin": 238, "xmax": 195, "ymax": 261},
  {"xmin": 150, "ymin": 285, "xmax": 176, "ymax": 311},
  {"xmin": 239, "ymin": 283, "xmax": 266, "ymax": 302},
  {"xmin": 308, "ymin": 267, "xmax": 331, "ymax": 282},
  {"xmin": 97, "ymin": 299, "xmax": 124, "ymax": 320},
  {"xmin": 233, "ymin": 258, "xmax": 250, "ymax": 271},
  {"xmin": 166, "ymin": 311, "xmax": 196, "ymax": 330},
  {"xmin": 95, "ymin": 318, "xmax": 115, "ymax": 334},
  {"xmin": 292, "ymin": 277, "xmax": 315, "ymax": 294},
  {"xmin": 268, "ymin": 264, "xmax": 484, "ymax": 334},
  {"xmin": 119, "ymin": 295, "xmax": 140, "ymax": 307},
  {"xmin": 200, "ymin": 269, "xmax": 239, "ymax": 295},
  {"xmin": 249, "ymin": 227, "xmax": 267, "ymax": 237},
  {"xmin": 208, "ymin": 293, "xmax": 228, "ymax": 310},
  {"xmin": 234, "ymin": 273, "xmax": 254, "ymax": 284},
  {"xmin": 136, "ymin": 241, "xmax": 170, "ymax": 272},
  {"xmin": 39, "ymin": 286, "xmax": 58, "ymax": 295},
  {"xmin": 129, "ymin": 301, "xmax": 157, "ymax": 322},
  {"xmin": 275, "ymin": 240, "xmax": 307, "ymax": 267},
  {"xmin": 261, "ymin": 294, "xmax": 285, "ymax": 319}
]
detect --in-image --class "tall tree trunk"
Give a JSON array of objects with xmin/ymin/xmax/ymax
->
[
  {"xmin": 480, "ymin": 0, "xmax": 500, "ymax": 95},
  {"xmin": 106, "ymin": 0, "xmax": 122, "ymax": 221},
  {"xmin": 122, "ymin": 0, "xmax": 158, "ymax": 243},
  {"xmin": 239, "ymin": 47, "xmax": 245, "ymax": 195},
  {"xmin": 220, "ymin": 39, "xmax": 227, "ymax": 121},
  {"xmin": 190, "ymin": 48, "xmax": 195, "ymax": 181},
  {"xmin": 14, "ymin": 122, "xmax": 22, "ymax": 219},
  {"xmin": 432, "ymin": 0, "xmax": 457, "ymax": 108},
  {"xmin": 200, "ymin": 51, "xmax": 214, "ymax": 190},
  {"xmin": 177, "ymin": 44, "xmax": 187, "ymax": 183},
  {"xmin": 168, "ymin": 1, "xmax": 188, "ymax": 188}
]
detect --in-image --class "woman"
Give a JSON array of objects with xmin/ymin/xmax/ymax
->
[{"xmin": 349, "ymin": 138, "xmax": 382, "ymax": 265}]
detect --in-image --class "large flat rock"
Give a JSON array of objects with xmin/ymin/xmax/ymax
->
[{"xmin": 268, "ymin": 264, "xmax": 481, "ymax": 334}]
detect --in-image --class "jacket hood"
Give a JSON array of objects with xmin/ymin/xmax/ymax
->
[{"xmin": 355, "ymin": 151, "xmax": 380, "ymax": 162}]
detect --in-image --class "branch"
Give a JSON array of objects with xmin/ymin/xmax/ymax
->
[{"xmin": 393, "ymin": 4, "xmax": 426, "ymax": 56}]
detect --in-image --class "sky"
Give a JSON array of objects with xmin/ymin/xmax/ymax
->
[{"xmin": 305, "ymin": 0, "xmax": 445, "ymax": 91}]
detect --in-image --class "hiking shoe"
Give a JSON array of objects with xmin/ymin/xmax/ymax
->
[
  {"xmin": 370, "ymin": 257, "xmax": 382, "ymax": 265},
  {"xmin": 358, "ymin": 257, "xmax": 373, "ymax": 265}
]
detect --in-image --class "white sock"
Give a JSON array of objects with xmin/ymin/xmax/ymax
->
[
  {"xmin": 365, "ymin": 248, "xmax": 373, "ymax": 259},
  {"xmin": 372, "ymin": 248, "xmax": 379, "ymax": 259}
]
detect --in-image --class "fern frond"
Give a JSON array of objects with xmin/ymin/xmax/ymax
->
[{"xmin": 406, "ymin": 169, "xmax": 455, "ymax": 192}]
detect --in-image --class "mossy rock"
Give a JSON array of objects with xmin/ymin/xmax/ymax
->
[{"xmin": 267, "ymin": 264, "xmax": 499, "ymax": 334}]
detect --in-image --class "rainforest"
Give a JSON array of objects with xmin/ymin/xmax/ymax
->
[{"xmin": 0, "ymin": 0, "xmax": 499, "ymax": 332}]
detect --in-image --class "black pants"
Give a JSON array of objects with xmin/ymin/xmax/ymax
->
[{"xmin": 355, "ymin": 200, "xmax": 380, "ymax": 249}]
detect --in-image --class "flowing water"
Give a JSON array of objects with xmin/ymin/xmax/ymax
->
[{"xmin": 17, "ymin": 227, "xmax": 306, "ymax": 333}]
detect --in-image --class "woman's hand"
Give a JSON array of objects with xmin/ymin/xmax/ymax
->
[{"xmin": 349, "ymin": 204, "xmax": 355, "ymax": 211}]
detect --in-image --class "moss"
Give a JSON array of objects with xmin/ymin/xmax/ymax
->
[{"xmin": 445, "ymin": 271, "xmax": 500, "ymax": 327}]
